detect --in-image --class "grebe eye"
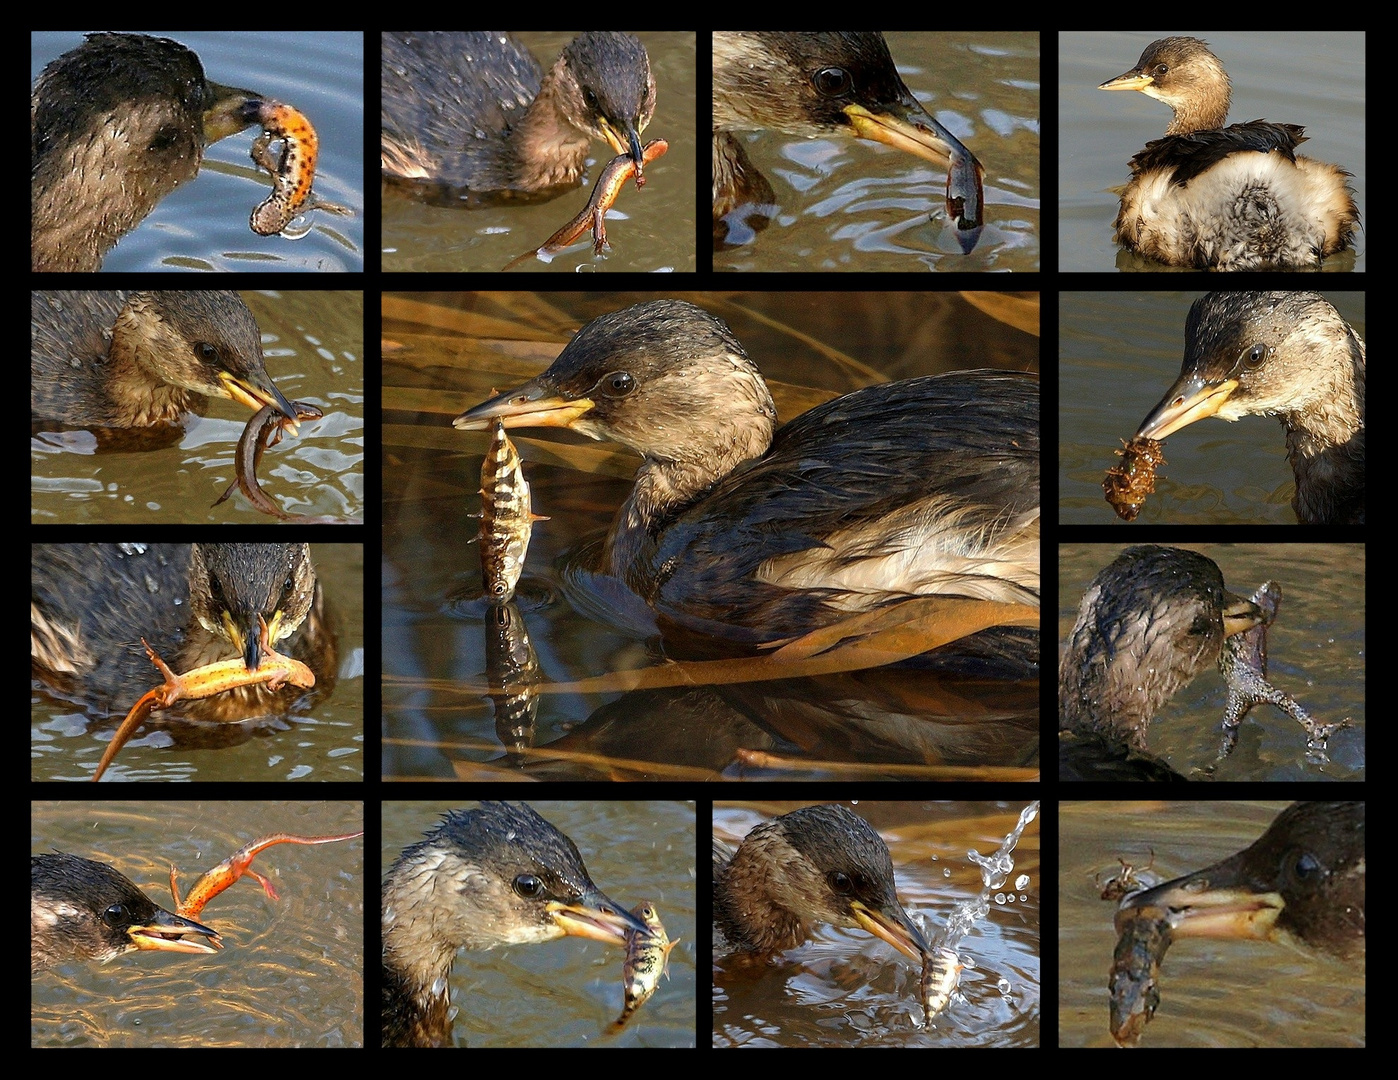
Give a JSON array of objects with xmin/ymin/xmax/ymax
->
[
  {"xmin": 828, "ymin": 870, "xmax": 853, "ymax": 894},
  {"xmin": 196, "ymin": 342, "xmax": 218, "ymax": 362},
  {"xmin": 1154, "ymin": 63, "xmax": 1169, "ymax": 76},
  {"xmin": 513, "ymin": 874, "xmax": 544, "ymax": 898},
  {"xmin": 102, "ymin": 903, "xmax": 130, "ymax": 928},
  {"xmin": 1244, "ymin": 343, "xmax": 1268, "ymax": 367},
  {"xmin": 812, "ymin": 66, "xmax": 853, "ymax": 97},
  {"xmin": 1293, "ymin": 851, "xmax": 1323, "ymax": 880},
  {"xmin": 601, "ymin": 371, "xmax": 635, "ymax": 397}
]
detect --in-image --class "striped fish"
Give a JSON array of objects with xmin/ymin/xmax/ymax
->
[
  {"xmin": 478, "ymin": 420, "xmax": 539, "ymax": 603},
  {"xmin": 920, "ymin": 946, "xmax": 962, "ymax": 1020},
  {"xmin": 612, "ymin": 902, "xmax": 678, "ymax": 1030}
]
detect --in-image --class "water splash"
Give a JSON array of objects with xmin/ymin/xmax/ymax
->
[{"xmin": 914, "ymin": 801, "xmax": 1038, "ymax": 1025}]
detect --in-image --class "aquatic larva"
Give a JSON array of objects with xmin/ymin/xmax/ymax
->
[{"xmin": 1103, "ymin": 436, "xmax": 1166, "ymax": 521}]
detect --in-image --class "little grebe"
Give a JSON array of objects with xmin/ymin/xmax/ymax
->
[
  {"xmin": 32, "ymin": 291, "xmax": 297, "ymax": 432},
  {"xmin": 32, "ymin": 33, "xmax": 261, "ymax": 273},
  {"xmin": 381, "ymin": 32, "xmax": 655, "ymax": 204},
  {"xmin": 381, "ymin": 802, "xmax": 649, "ymax": 1048},
  {"xmin": 712, "ymin": 31, "xmax": 983, "ymax": 240},
  {"xmin": 32, "ymin": 852, "xmax": 221, "ymax": 975},
  {"xmin": 713, "ymin": 803, "xmax": 929, "ymax": 961},
  {"xmin": 1116, "ymin": 801, "xmax": 1364, "ymax": 958},
  {"xmin": 1133, "ymin": 291, "xmax": 1364, "ymax": 525},
  {"xmin": 1099, "ymin": 37, "xmax": 1359, "ymax": 270},
  {"xmin": 1059, "ymin": 546, "xmax": 1263, "ymax": 782},
  {"xmin": 31, "ymin": 543, "xmax": 332, "ymax": 725},
  {"xmin": 453, "ymin": 300, "xmax": 1038, "ymax": 669}
]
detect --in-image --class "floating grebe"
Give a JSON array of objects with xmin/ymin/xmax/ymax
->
[
  {"xmin": 1134, "ymin": 292, "xmax": 1364, "ymax": 524},
  {"xmin": 1099, "ymin": 36, "xmax": 1359, "ymax": 270},
  {"xmin": 381, "ymin": 32, "xmax": 655, "ymax": 204},
  {"xmin": 31, "ymin": 852, "xmax": 221, "ymax": 975},
  {"xmin": 453, "ymin": 300, "xmax": 1038, "ymax": 669},
  {"xmin": 713, "ymin": 31, "xmax": 984, "ymax": 240},
  {"xmin": 32, "ymin": 291, "xmax": 296, "ymax": 432},
  {"xmin": 31, "ymin": 543, "xmax": 332, "ymax": 724},
  {"xmin": 1059, "ymin": 546, "xmax": 1263, "ymax": 782},
  {"xmin": 713, "ymin": 803, "xmax": 929, "ymax": 961},
  {"xmin": 381, "ymin": 802, "xmax": 649, "ymax": 1047},
  {"xmin": 31, "ymin": 33, "xmax": 260, "ymax": 272},
  {"xmin": 1116, "ymin": 801, "xmax": 1364, "ymax": 959}
]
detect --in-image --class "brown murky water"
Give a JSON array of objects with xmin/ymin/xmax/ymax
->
[
  {"xmin": 715, "ymin": 32, "xmax": 1040, "ymax": 273},
  {"xmin": 382, "ymin": 292, "xmax": 1040, "ymax": 781},
  {"xmin": 381, "ymin": 32, "xmax": 696, "ymax": 274}
]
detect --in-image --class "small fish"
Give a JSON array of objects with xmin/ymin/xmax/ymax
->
[
  {"xmin": 478, "ymin": 419, "xmax": 544, "ymax": 603},
  {"xmin": 1109, "ymin": 905, "xmax": 1173, "ymax": 1047},
  {"xmin": 612, "ymin": 902, "xmax": 678, "ymax": 1030},
  {"xmin": 944, "ymin": 144, "xmax": 985, "ymax": 232},
  {"xmin": 919, "ymin": 946, "xmax": 963, "ymax": 1020}
]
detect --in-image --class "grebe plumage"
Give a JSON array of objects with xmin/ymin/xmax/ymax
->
[
  {"xmin": 1099, "ymin": 36, "xmax": 1358, "ymax": 270},
  {"xmin": 1134, "ymin": 291, "xmax": 1364, "ymax": 525}
]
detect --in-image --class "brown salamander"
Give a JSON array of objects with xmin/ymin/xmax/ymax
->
[
  {"xmin": 502, "ymin": 138, "xmax": 669, "ymax": 270},
  {"xmin": 213, "ymin": 400, "xmax": 323, "ymax": 519}
]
